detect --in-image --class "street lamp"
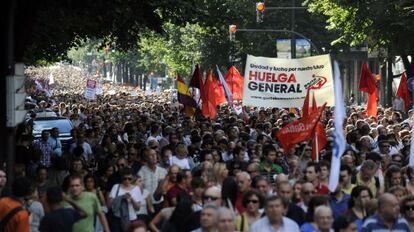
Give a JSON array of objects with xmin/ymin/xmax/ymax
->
[
  {"xmin": 229, "ymin": 25, "xmax": 237, "ymax": 41},
  {"xmin": 256, "ymin": 2, "xmax": 265, "ymax": 23}
]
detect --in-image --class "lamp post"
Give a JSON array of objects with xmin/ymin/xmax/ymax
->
[{"xmin": 254, "ymin": 2, "xmax": 307, "ymax": 58}]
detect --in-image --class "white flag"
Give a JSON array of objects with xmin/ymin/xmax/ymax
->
[
  {"xmin": 409, "ymin": 118, "xmax": 414, "ymax": 167},
  {"xmin": 328, "ymin": 61, "xmax": 346, "ymax": 192}
]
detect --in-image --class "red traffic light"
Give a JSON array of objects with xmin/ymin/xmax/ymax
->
[
  {"xmin": 229, "ymin": 25, "xmax": 237, "ymax": 33},
  {"xmin": 256, "ymin": 2, "xmax": 265, "ymax": 12}
]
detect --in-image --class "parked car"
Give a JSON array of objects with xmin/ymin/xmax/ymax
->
[{"xmin": 31, "ymin": 117, "xmax": 73, "ymax": 150}]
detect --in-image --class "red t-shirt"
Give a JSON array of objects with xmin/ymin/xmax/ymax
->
[
  {"xmin": 166, "ymin": 184, "xmax": 186, "ymax": 205},
  {"xmin": 315, "ymin": 182, "xmax": 329, "ymax": 195}
]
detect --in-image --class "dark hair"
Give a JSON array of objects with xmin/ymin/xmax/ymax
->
[
  {"xmin": 401, "ymin": 195, "xmax": 414, "ymax": 214},
  {"xmin": 69, "ymin": 174, "xmax": 84, "ymax": 184},
  {"xmin": 319, "ymin": 160, "xmax": 330, "ymax": 170},
  {"xmin": 265, "ymin": 195, "xmax": 287, "ymax": 208},
  {"xmin": 385, "ymin": 165, "xmax": 404, "ymax": 190},
  {"xmin": 306, "ymin": 195, "xmax": 330, "ymax": 222},
  {"xmin": 119, "ymin": 167, "xmax": 134, "ymax": 177},
  {"xmin": 242, "ymin": 190, "xmax": 265, "ymax": 208},
  {"xmin": 340, "ymin": 164, "xmax": 352, "ymax": 175},
  {"xmin": 176, "ymin": 170, "xmax": 185, "ymax": 184},
  {"xmin": 252, "ymin": 176, "xmax": 269, "ymax": 188},
  {"xmin": 221, "ymin": 177, "xmax": 238, "ymax": 207},
  {"xmin": 262, "ymin": 144, "xmax": 276, "ymax": 157},
  {"xmin": 348, "ymin": 186, "xmax": 373, "ymax": 208},
  {"xmin": 83, "ymin": 174, "xmax": 96, "ymax": 185},
  {"xmin": 306, "ymin": 161, "xmax": 320, "ymax": 173},
  {"xmin": 167, "ymin": 195, "xmax": 193, "ymax": 231},
  {"xmin": 333, "ymin": 215, "xmax": 355, "ymax": 232},
  {"xmin": 46, "ymin": 186, "xmax": 63, "ymax": 204},
  {"xmin": 191, "ymin": 177, "xmax": 206, "ymax": 189},
  {"xmin": 36, "ymin": 165, "xmax": 48, "ymax": 174},
  {"xmin": 12, "ymin": 177, "xmax": 32, "ymax": 197}
]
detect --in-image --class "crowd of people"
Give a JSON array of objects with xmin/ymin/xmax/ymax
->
[{"xmin": 0, "ymin": 64, "xmax": 414, "ymax": 232}]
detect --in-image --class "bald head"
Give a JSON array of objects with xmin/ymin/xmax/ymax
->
[
  {"xmin": 275, "ymin": 174, "xmax": 288, "ymax": 187},
  {"xmin": 378, "ymin": 193, "xmax": 398, "ymax": 210}
]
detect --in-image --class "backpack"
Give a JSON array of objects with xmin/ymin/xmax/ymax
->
[{"xmin": 0, "ymin": 206, "xmax": 23, "ymax": 232}]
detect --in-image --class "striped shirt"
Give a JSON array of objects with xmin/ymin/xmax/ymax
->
[{"xmin": 362, "ymin": 214, "xmax": 410, "ymax": 232}]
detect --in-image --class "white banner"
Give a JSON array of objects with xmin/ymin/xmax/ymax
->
[
  {"xmin": 85, "ymin": 79, "xmax": 97, "ymax": 100},
  {"xmin": 243, "ymin": 54, "xmax": 334, "ymax": 108}
]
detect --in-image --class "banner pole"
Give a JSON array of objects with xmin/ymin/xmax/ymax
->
[{"xmin": 315, "ymin": 133, "xmax": 319, "ymax": 163}]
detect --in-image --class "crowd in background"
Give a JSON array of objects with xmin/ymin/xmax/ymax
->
[{"xmin": 0, "ymin": 65, "xmax": 413, "ymax": 232}]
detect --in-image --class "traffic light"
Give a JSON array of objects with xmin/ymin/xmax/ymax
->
[
  {"xmin": 229, "ymin": 25, "xmax": 237, "ymax": 41},
  {"xmin": 256, "ymin": 2, "xmax": 265, "ymax": 23}
]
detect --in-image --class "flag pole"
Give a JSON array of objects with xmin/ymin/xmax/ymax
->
[{"xmin": 315, "ymin": 132, "xmax": 319, "ymax": 163}]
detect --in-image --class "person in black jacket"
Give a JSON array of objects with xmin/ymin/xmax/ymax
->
[{"xmin": 278, "ymin": 182, "xmax": 305, "ymax": 225}]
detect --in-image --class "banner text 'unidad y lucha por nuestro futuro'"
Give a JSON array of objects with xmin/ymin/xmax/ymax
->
[{"xmin": 242, "ymin": 54, "xmax": 334, "ymax": 108}]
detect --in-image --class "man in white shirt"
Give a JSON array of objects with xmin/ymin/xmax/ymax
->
[
  {"xmin": 137, "ymin": 148, "xmax": 167, "ymax": 210},
  {"xmin": 250, "ymin": 195, "xmax": 300, "ymax": 232}
]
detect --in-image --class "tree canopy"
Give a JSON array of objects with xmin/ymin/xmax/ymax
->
[{"xmin": 306, "ymin": 0, "xmax": 414, "ymax": 56}]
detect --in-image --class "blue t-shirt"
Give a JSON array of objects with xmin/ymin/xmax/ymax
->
[
  {"xmin": 39, "ymin": 208, "xmax": 81, "ymax": 232},
  {"xmin": 330, "ymin": 193, "xmax": 351, "ymax": 219},
  {"xmin": 300, "ymin": 222, "xmax": 317, "ymax": 232}
]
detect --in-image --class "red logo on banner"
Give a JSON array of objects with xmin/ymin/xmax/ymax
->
[{"xmin": 307, "ymin": 75, "xmax": 327, "ymax": 90}]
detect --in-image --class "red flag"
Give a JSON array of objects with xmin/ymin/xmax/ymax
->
[
  {"xmin": 359, "ymin": 63, "xmax": 376, "ymax": 94},
  {"xmin": 366, "ymin": 90, "xmax": 378, "ymax": 117},
  {"xmin": 202, "ymin": 70, "xmax": 217, "ymax": 119},
  {"xmin": 312, "ymin": 92, "xmax": 318, "ymax": 113},
  {"xmin": 190, "ymin": 64, "xmax": 204, "ymax": 100},
  {"xmin": 302, "ymin": 88, "xmax": 311, "ymax": 117},
  {"xmin": 276, "ymin": 103, "xmax": 326, "ymax": 151},
  {"xmin": 225, "ymin": 66, "xmax": 244, "ymax": 101},
  {"xmin": 312, "ymin": 123, "xmax": 327, "ymax": 161},
  {"xmin": 212, "ymin": 73, "xmax": 227, "ymax": 106},
  {"xmin": 359, "ymin": 63, "xmax": 377, "ymax": 117},
  {"xmin": 396, "ymin": 72, "xmax": 411, "ymax": 111}
]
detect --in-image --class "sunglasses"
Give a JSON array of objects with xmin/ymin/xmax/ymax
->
[
  {"xmin": 151, "ymin": 146, "xmax": 158, "ymax": 149},
  {"xmin": 247, "ymin": 199, "xmax": 259, "ymax": 204},
  {"xmin": 123, "ymin": 177, "xmax": 133, "ymax": 181},
  {"xmin": 203, "ymin": 195, "xmax": 219, "ymax": 201},
  {"xmin": 405, "ymin": 205, "xmax": 414, "ymax": 211}
]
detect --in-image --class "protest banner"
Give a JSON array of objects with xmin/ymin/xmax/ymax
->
[
  {"xmin": 85, "ymin": 79, "xmax": 97, "ymax": 100},
  {"xmin": 243, "ymin": 54, "xmax": 334, "ymax": 108},
  {"xmin": 276, "ymin": 103, "xmax": 326, "ymax": 151}
]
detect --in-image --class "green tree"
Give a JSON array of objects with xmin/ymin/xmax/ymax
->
[{"xmin": 306, "ymin": 0, "xmax": 414, "ymax": 74}]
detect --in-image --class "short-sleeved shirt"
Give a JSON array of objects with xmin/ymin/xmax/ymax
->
[
  {"xmin": 166, "ymin": 184, "xmax": 186, "ymax": 205},
  {"xmin": 259, "ymin": 162, "xmax": 283, "ymax": 183},
  {"xmin": 362, "ymin": 214, "xmax": 410, "ymax": 232},
  {"xmin": 249, "ymin": 216, "xmax": 300, "ymax": 232},
  {"xmin": 65, "ymin": 192, "xmax": 102, "ymax": 232},
  {"xmin": 0, "ymin": 197, "xmax": 30, "ymax": 232},
  {"xmin": 39, "ymin": 208, "xmax": 81, "ymax": 232},
  {"xmin": 138, "ymin": 165, "xmax": 167, "ymax": 203},
  {"xmin": 109, "ymin": 184, "xmax": 143, "ymax": 220},
  {"xmin": 330, "ymin": 193, "xmax": 351, "ymax": 219}
]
